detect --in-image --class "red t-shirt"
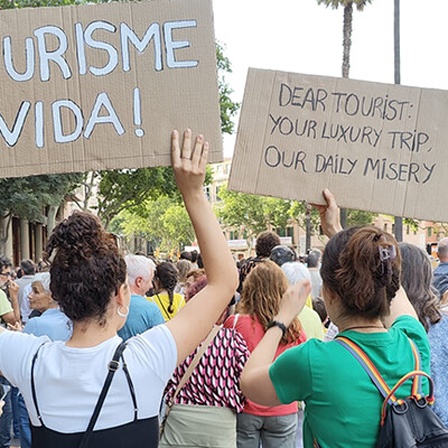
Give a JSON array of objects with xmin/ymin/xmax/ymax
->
[{"xmin": 224, "ymin": 313, "xmax": 306, "ymax": 416}]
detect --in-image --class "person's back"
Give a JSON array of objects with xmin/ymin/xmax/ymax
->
[
  {"xmin": 118, "ymin": 254, "xmax": 164, "ymax": 341},
  {"xmin": 118, "ymin": 295, "xmax": 164, "ymax": 341},
  {"xmin": 161, "ymin": 300, "xmax": 249, "ymax": 448},
  {"xmin": 433, "ymin": 237, "xmax": 448, "ymax": 297},
  {"xmin": 273, "ymin": 315, "xmax": 428, "ymax": 447},
  {"xmin": 18, "ymin": 272, "xmax": 72, "ymax": 448},
  {"xmin": 281, "ymin": 261, "xmax": 324, "ymax": 340},
  {"xmin": 240, "ymin": 203, "xmax": 430, "ymax": 448},
  {"xmin": 159, "ymin": 276, "xmax": 248, "ymax": 448},
  {"xmin": 174, "ymin": 259, "xmax": 192, "ymax": 296},
  {"xmin": 306, "ymin": 250, "xmax": 322, "ymax": 300},
  {"xmin": 428, "ymin": 310, "xmax": 448, "ymax": 426},
  {"xmin": 148, "ymin": 262, "xmax": 185, "ymax": 321},
  {"xmin": 237, "ymin": 231, "xmax": 281, "ymax": 294},
  {"xmin": 15, "ymin": 259, "xmax": 36, "ymax": 324},
  {"xmin": 227, "ymin": 260, "xmax": 306, "ymax": 448}
]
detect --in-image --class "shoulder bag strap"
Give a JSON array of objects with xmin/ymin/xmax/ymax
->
[
  {"xmin": 336, "ymin": 336, "xmax": 434, "ymax": 426},
  {"xmin": 121, "ymin": 352, "xmax": 138, "ymax": 422},
  {"xmin": 408, "ymin": 338, "xmax": 422, "ymax": 397},
  {"xmin": 335, "ymin": 337, "xmax": 396, "ymax": 406},
  {"xmin": 78, "ymin": 341, "xmax": 128, "ymax": 448},
  {"xmin": 336, "ymin": 336, "xmax": 428, "ymax": 405},
  {"xmin": 30, "ymin": 343, "xmax": 49, "ymax": 424},
  {"xmin": 232, "ymin": 313, "xmax": 239, "ymax": 329},
  {"xmin": 165, "ymin": 325, "xmax": 221, "ymax": 413}
]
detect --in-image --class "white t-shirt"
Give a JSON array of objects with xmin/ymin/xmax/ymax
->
[{"xmin": 0, "ymin": 324, "xmax": 177, "ymax": 432}]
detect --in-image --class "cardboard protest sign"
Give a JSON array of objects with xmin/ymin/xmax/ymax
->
[
  {"xmin": 229, "ymin": 68, "xmax": 448, "ymax": 222},
  {"xmin": 0, "ymin": 0, "xmax": 222, "ymax": 178}
]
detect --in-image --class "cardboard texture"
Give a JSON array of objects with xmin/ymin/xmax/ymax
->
[
  {"xmin": 0, "ymin": 0, "xmax": 222, "ymax": 178},
  {"xmin": 229, "ymin": 68, "xmax": 448, "ymax": 222}
]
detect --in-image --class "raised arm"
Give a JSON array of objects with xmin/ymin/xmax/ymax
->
[
  {"xmin": 382, "ymin": 286, "xmax": 418, "ymax": 328},
  {"xmin": 240, "ymin": 280, "xmax": 310, "ymax": 406},
  {"xmin": 166, "ymin": 129, "xmax": 238, "ymax": 364}
]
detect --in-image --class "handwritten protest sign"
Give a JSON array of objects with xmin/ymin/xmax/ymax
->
[
  {"xmin": 0, "ymin": 0, "xmax": 222, "ymax": 178},
  {"xmin": 228, "ymin": 69, "xmax": 448, "ymax": 222}
]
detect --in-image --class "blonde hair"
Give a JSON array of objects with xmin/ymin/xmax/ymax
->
[{"xmin": 238, "ymin": 260, "xmax": 301, "ymax": 344}]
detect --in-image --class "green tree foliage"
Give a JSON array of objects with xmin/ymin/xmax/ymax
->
[
  {"xmin": 346, "ymin": 209, "xmax": 376, "ymax": 227},
  {"xmin": 316, "ymin": 0, "xmax": 371, "ymax": 9},
  {"xmin": 216, "ymin": 186, "xmax": 293, "ymax": 244},
  {"xmin": 96, "ymin": 166, "xmax": 213, "ymax": 228},
  {"xmin": 117, "ymin": 196, "xmax": 194, "ymax": 252},
  {"xmin": 289, "ymin": 201, "xmax": 321, "ymax": 232},
  {"xmin": 0, "ymin": 174, "xmax": 82, "ymax": 222},
  {"xmin": 96, "ymin": 168, "xmax": 177, "ymax": 228},
  {"xmin": 216, "ymin": 41, "xmax": 240, "ymax": 135},
  {"xmin": 0, "ymin": 0, "xmax": 88, "ymax": 8}
]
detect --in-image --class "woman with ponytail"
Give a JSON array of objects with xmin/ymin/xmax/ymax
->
[
  {"xmin": 240, "ymin": 190, "xmax": 430, "ymax": 448},
  {"xmin": 0, "ymin": 129, "xmax": 239, "ymax": 448},
  {"xmin": 149, "ymin": 262, "xmax": 185, "ymax": 321}
]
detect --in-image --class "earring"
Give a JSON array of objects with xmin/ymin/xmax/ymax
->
[{"xmin": 117, "ymin": 305, "xmax": 129, "ymax": 318}]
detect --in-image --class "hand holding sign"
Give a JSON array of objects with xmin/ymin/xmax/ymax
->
[{"xmin": 311, "ymin": 189, "xmax": 343, "ymax": 239}]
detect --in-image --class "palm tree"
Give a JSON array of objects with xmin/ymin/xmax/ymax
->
[
  {"xmin": 317, "ymin": 0, "xmax": 372, "ymax": 228},
  {"xmin": 317, "ymin": 0, "xmax": 372, "ymax": 79}
]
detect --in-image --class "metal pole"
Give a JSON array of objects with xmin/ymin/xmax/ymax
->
[{"xmin": 393, "ymin": 0, "xmax": 403, "ymax": 242}]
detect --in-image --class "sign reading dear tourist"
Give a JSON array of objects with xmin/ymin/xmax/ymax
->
[
  {"xmin": 0, "ymin": 0, "xmax": 222, "ymax": 178},
  {"xmin": 228, "ymin": 69, "xmax": 448, "ymax": 222}
]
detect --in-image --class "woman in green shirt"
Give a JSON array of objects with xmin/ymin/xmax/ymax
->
[{"xmin": 240, "ymin": 190, "xmax": 429, "ymax": 448}]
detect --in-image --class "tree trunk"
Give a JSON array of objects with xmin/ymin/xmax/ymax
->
[
  {"xmin": 342, "ymin": 3, "xmax": 353, "ymax": 79},
  {"xmin": 393, "ymin": 0, "xmax": 403, "ymax": 241},
  {"xmin": 305, "ymin": 204, "xmax": 312, "ymax": 252},
  {"xmin": 339, "ymin": 3, "xmax": 353, "ymax": 228}
]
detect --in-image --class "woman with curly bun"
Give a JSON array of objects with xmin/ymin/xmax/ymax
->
[
  {"xmin": 240, "ymin": 190, "xmax": 430, "ymax": 448},
  {"xmin": 149, "ymin": 262, "xmax": 185, "ymax": 321},
  {"xmin": 0, "ymin": 130, "xmax": 239, "ymax": 448}
]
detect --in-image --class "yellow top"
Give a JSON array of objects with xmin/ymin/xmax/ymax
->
[{"xmin": 147, "ymin": 292, "xmax": 185, "ymax": 321}]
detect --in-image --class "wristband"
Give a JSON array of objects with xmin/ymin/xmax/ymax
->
[{"xmin": 266, "ymin": 320, "xmax": 287, "ymax": 337}]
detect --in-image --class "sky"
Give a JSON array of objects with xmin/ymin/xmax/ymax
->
[{"xmin": 212, "ymin": 0, "xmax": 448, "ymax": 156}]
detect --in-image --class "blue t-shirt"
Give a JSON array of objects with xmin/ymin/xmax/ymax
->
[
  {"xmin": 433, "ymin": 262, "xmax": 448, "ymax": 296},
  {"xmin": 118, "ymin": 294, "xmax": 164, "ymax": 341},
  {"xmin": 428, "ymin": 313, "xmax": 448, "ymax": 426},
  {"xmin": 23, "ymin": 308, "xmax": 72, "ymax": 341}
]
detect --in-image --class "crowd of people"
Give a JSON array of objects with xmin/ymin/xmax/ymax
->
[{"xmin": 0, "ymin": 130, "xmax": 446, "ymax": 447}]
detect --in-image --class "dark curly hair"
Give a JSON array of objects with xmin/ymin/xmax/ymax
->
[
  {"xmin": 321, "ymin": 226, "xmax": 401, "ymax": 319},
  {"xmin": 45, "ymin": 211, "xmax": 127, "ymax": 325},
  {"xmin": 255, "ymin": 231, "xmax": 281, "ymax": 258},
  {"xmin": 154, "ymin": 262, "xmax": 178, "ymax": 314}
]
